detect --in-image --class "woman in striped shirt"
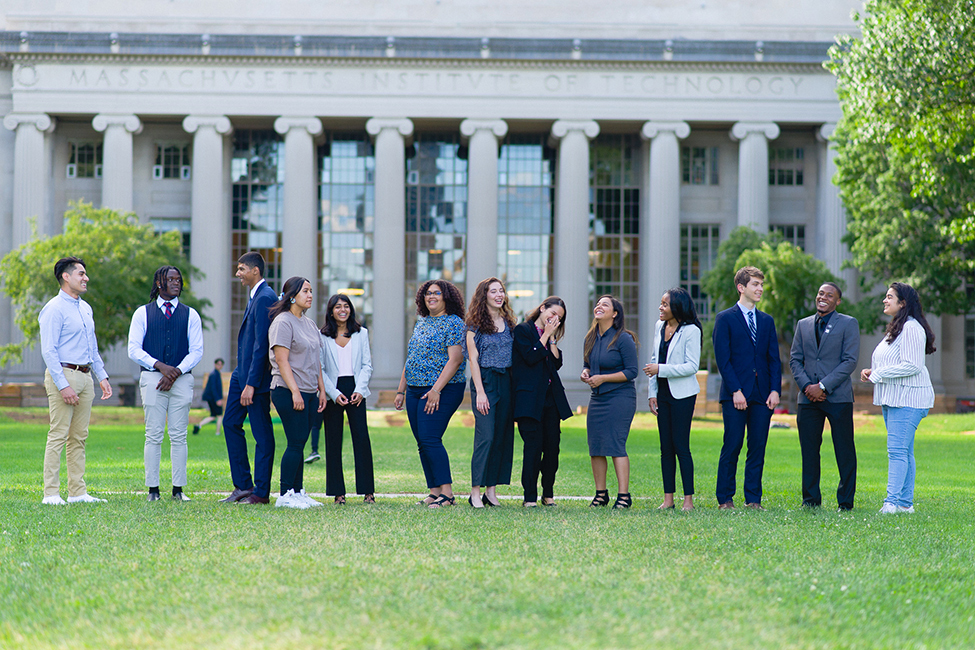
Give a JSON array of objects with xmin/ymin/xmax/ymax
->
[{"xmin": 860, "ymin": 282, "xmax": 936, "ymax": 515}]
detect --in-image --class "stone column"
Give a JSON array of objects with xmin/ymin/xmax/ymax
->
[
  {"xmin": 3, "ymin": 113, "xmax": 55, "ymax": 245},
  {"xmin": 274, "ymin": 116, "xmax": 324, "ymax": 314},
  {"xmin": 731, "ymin": 122, "xmax": 779, "ymax": 232},
  {"xmin": 640, "ymin": 121, "xmax": 690, "ymax": 356},
  {"xmin": 460, "ymin": 119, "xmax": 508, "ymax": 293},
  {"xmin": 817, "ymin": 123, "xmax": 857, "ymax": 298},
  {"xmin": 183, "ymin": 115, "xmax": 233, "ymax": 370},
  {"xmin": 365, "ymin": 118, "xmax": 413, "ymax": 386},
  {"xmin": 551, "ymin": 119, "xmax": 600, "ymax": 385},
  {"xmin": 92, "ymin": 114, "xmax": 142, "ymax": 213}
]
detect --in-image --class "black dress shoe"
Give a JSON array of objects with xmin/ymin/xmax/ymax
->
[
  {"xmin": 147, "ymin": 492, "xmax": 161, "ymax": 502},
  {"xmin": 219, "ymin": 487, "xmax": 253, "ymax": 503},
  {"xmin": 238, "ymin": 494, "xmax": 270, "ymax": 505}
]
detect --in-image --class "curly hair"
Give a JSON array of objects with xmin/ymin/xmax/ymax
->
[
  {"xmin": 465, "ymin": 277, "xmax": 515, "ymax": 333},
  {"xmin": 415, "ymin": 279, "xmax": 465, "ymax": 318},
  {"xmin": 149, "ymin": 266, "xmax": 183, "ymax": 302}
]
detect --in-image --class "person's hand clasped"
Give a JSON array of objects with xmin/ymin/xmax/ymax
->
[
  {"xmin": 580, "ymin": 368, "xmax": 590, "ymax": 383},
  {"xmin": 350, "ymin": 392, "xmax": 364, "ymax": 407},
  {"xmin": 804, "ymin": 384, "xmax": 826, "ymax": 402},
  {"xmin": 422, "ymin": 390, "xmax": 441, "ymax": 414},
  {"xmin": 585, "ymin": 374, "xmax": 605, "ymax": 389},
  {"xmin": 643, "ymin": 363, "xmax": 659, "ymax": 377},
  {"xmin": 336, "ymin": 393, "xmax": 350, "ymax": 406}
]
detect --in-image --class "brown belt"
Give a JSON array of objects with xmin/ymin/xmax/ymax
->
[{"xmin": 61, "ymin": 363, "xmax": 91, "ymax": 373}]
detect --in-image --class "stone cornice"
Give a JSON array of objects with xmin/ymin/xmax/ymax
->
[{"xmin": 6, "ymin": 52, "xmax": 830, "ymax": 75}]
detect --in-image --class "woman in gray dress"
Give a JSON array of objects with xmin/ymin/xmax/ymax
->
[{"xmin": 581, "ymin": 295, "xmax": 639, "ymax": 509}]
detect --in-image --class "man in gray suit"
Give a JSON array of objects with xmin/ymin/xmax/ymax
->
[{"xmin": 790, "ymin": 282, "xmax": 860, "ymax": 511}]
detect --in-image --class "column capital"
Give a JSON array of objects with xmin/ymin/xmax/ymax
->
[
  {"xmin": 92, "ymin": 114, "xmax": 142, "ymax": 134},
  {"xmin": 182, "ymin": 115, "xmax": 233, "ymax": 135},
  {"xmin": 550, "ymin": 119, "xmax": 600, "ymax": 141},
  {"xmin": 817, "ymin": 122, "xmax": 838, "ymax": 143},
  {"xmin": 273, "ymin": 116, "xmax": 324, "ymax": 137},
  {"xmin": 730, "ymin": 121, "xmax": 779, "ymax": 141},
  {"xmin": 459, "ymin": 119, "xmax": 508, "ymax": 139},
  {"xmin": 3, "ymin": 112, "xmax": 54, "ymax": 133},
  {"xmin": 641, "ymin": 121, "xmax": 690, "ymax": 140},
  {"xmin": 365, "ymin": 118, "xmax": 414, "ymax": 138}
]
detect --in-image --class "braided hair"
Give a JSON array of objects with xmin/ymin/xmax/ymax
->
[{"xmin": 149, "ymin": 266, "xmax": 183, "ymax": 301}]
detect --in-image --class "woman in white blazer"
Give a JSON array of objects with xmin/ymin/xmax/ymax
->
[
  {"xmin": 644, "ymin": 288, "xmax": 702, "ymax": 511},
  {"xmin": 318, "ymin": 294, "xmax": 375, "ymax": 504}
]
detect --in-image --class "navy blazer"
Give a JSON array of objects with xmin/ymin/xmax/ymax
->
[
  {"xmin": 235, "ymin": 281, "xmax": 277, "ymax": 393},
  {"xmin": 511, "ymin": 321, "xmax": 572, "ymax": 423},
  {"xmin": 712, "ymin": 305, "xmax": 782, "ymax": 403}
]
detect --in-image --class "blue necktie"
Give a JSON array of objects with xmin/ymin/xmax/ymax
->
[{"xmin": 747, "ymin": 310, "xmax": 757, "ymax": 343}]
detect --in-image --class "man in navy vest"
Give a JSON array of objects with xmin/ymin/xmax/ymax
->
[{"xmin": 127, "ymin": 266, "xmax": 203, "ymax": 501}]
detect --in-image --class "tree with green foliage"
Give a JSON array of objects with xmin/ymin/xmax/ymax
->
[
  {"xmin": 826, "ymin": 0, "xmax": 975, "ymax": 315},
  {"xmin": 0, "ymin": 202, "xmax": 210, "ymax": 366}
]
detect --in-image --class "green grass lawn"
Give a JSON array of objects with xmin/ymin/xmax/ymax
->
[{"xmin": 1, "ymin": 408, "xmax": 974, "ymax": 649}]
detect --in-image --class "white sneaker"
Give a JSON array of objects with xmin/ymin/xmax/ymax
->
[
  {"xmin": 296, "ymin": 489, "xmax": 323, "ymax": 507},
  {"xmin": 275, "ymin": 489, "xmax": 309, "ymax": 509},
  {"xmin": 41, "ymin": 495, "xmax": 66, "ymax": 505},
  {"xmin": 896, "ymin": 505, "xmax": 915, "ymax": 513},
  {"xmin": 879, "ymin": 502, "xmax": 898, "ymax": 514},
  {"xmin": 67, "ymin": 493, "xmax": 106, "ymax": 503}
]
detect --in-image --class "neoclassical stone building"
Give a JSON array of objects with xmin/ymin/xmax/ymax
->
[{"xmin": 1, "ymin": 1, "xmax": 970, "ymax": 406}]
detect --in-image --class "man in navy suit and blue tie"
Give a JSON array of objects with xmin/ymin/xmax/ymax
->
[
  {"xmin": 713, "ymin": 266, "xmax": 782, "ymax": 510},
  {"xmin": 220, "ymin": 251, "xmax": 277, "ymax": 504}
]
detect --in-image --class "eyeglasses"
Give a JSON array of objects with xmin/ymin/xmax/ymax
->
[{"xmin": 425, "ymin": 291, "xmax": 442, "ymax": 297}]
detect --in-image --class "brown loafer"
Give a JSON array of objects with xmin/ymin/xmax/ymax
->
[
  {"xmin": 744, "ymin": 502, "xmax": 765, "ymax": 511},
  {"xmin": 238, "ymin": 494, "xmax": 270, "ymax": 505},
  {"xmin": 219, "ymin": 487, "xmax": 253, "ymax": 503},
  {"xmin": 718, "ymin": 501, "xmax": 735, "ymax": 510}
]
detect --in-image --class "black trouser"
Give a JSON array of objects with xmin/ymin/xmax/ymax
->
[
  {"xmin": 657, "ymin": 380, "xmax": 696, "ymax": 495},
  {"xmin": 470, "ymin": 368, "xmax": 514, "ymax": 488},
  {"xmin": 518, "ymin": 388, "xmax": 561, "ymax": 503},
  {"xmin": 797, "ymin": 401, "xmax": 857, "ymax": 509},
  {"xmin": 324, "ymin": 376, "xmax": 375, "ymax": 496},
  {"xmin": 271, "ymin": 386, "xmax": 318, "ymax": 495}
]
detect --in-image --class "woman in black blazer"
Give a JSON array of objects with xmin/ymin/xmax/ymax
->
[{"xmin": 511, "ymin": 296, "xmax": 573, "ymax": 507}]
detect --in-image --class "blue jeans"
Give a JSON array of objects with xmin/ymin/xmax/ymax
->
[
  {"xmin": 882, "ymin": 405, "xmax": 928, "ymax": 508},
  {"xmin": 405, "ymin": 383, "xmax": 464, "ymax": 489}
]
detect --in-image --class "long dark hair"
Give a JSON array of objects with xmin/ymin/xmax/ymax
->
[
  {"xmin": 149, "ymin": 265, "xmax": 182, "ymax": 302},
  {"xmin": 268, "ymin": 276, "xmax": 310, "ymax": 322},
  {"xmin": 665, "ymin": 287, "xmax": 703, "ymax": 344},
  {"xmin": 466, "ymin": 277, "xmax": 515, "ymax": 333},
  {"xmin": 526, "ymin": 296, "xmax": 567, "ymax": 342},
  {"xmin": 321, "ymin": 294, "xmax": 362, "ymax": 338},
  {"xmin": 583, "ymin": 294, "xmax": 638, "ymax": 364},
  {"xmin": 415, "ymin": 279, "xmax": 465, "ymax": 318},
  {"xmin": 885, "ymin": 282, "xmax": 936, "ymax": 354}
]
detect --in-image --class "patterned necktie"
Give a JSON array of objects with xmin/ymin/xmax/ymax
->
[
  {"xmin": 747, "ymin": 310, "xmax": 757, "ymax": 343},
  {"xmin": 164, "ymin": 302, "xmax": 173, "ymax": 319}
]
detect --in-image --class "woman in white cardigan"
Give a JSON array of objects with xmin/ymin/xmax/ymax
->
[
  {"xmin": 860, "ymin": 282, "xmax": 935, "ymax": 514},
  {"xmin": 319, "ymin": 294, "xmax": 376, "ymax": 504},
  {"xmin": 644, "ymin": 288, "xmax": 702, "ymax": 511}
]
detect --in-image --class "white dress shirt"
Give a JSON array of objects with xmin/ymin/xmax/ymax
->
[{"xmin": 127, "ymin": 296, "xmax": 204, "ymax": 375}]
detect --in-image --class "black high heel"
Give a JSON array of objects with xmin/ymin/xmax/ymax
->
[
  {"xmin": 590, "ymin": 490, "xmax": 610, "ymax": 507},
  {"xmin": 613, "ymin": 493, "xmax": 632, "ymax": 509}
]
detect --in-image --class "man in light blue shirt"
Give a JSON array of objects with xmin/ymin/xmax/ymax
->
[{"xmin": 39, "ymin": 257, "xmax": 113, "ymax": 505}]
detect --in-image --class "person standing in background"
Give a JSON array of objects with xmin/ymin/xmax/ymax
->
[
  {"xmin": 194, "ymin": 358, "xmax": 225, "ymax": 436},
  {"xmin": 39, "ymin": 256, "xmax": 113, "ymax": 505},
  {"xmin": 790, "ymin": 282, "xmax": 860, "ymax": 511},
  {"xmin": 221, "ymin": 251, "xmax": 277, "ymax": 505},
  {"xmin": 127, "ymin": 266, "xmax": 203, "ymax": 502},
  {"xmin": 712, "ymin": 266, "xmax": 781, "ymax": 511}
]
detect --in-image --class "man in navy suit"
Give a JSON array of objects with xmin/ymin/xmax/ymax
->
[
  {"xmin": 220, "ymin": 251, "xmax": 277, "ymax": 504},
  {"xmin": 790, "ymin": 282, "xmax": 860, "ymax": 511},
  {"xmin": 712, "ymin": 266, "xmax": 782, "ymax": 510}
]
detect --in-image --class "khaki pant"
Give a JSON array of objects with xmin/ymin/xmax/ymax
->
[{"xmin": 43, "ymin": 368, "xmax": 95, "ymax": 497}]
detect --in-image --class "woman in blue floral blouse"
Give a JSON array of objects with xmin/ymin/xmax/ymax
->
[{"xmin": 394, "ymin": 279, "xmax": 467, "ymax": 508}]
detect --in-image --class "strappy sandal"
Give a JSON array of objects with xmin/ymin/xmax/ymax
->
[
  {"xmin": 613, "ymin": 493, "xmax": 632, "ymax": 509},
  {"xmin": 590, "ymin": 490, "xmax": 610, "ymax": 507},
  {"xmin": 428, "ymin": 494, "xmax": 456, "ymax": 509},
  {"xmin": 334, "ymin": 495, "xmax": 346, "ymax": 505},
  {"xmin": 417, "ymin": 493, "xmax": 436, "ymax": 505},
  {"xmin": 363, "ymin": 494, "xmax": 376, "ymax": 504}
]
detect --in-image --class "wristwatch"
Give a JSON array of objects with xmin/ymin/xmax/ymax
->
[{"xmin": 818, "ymin": 382, "xmax": 826, "ymax": 393}]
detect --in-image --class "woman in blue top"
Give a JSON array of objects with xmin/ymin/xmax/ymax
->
[
  {"xmin": 394, "ymin": 279, "xmax": 467, "ymax": 508},
  {"xmin": 465, "ymin": 277, "xmax": 516, "ymax": 508},
  {"xmin": 581, "ymin": 294, "xmax": 639, "ymax": 509}
]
